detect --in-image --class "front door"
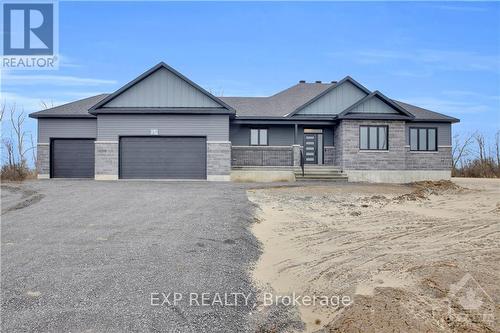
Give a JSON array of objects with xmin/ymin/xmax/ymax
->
[{"xmin": 304, "ymin": 134, "xmax": 318, "ymax": 164}]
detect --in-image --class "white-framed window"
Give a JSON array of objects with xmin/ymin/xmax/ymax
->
[
  {"xmin": 360, "ymin": 125, "xmax": 388, "ymax": 150},
  {"xmin": 410, "ymin": 127, "xmax": 437, "ymax": 151},
  {"xmin": 250, "ymin": 129, "xmax": 268, "ymax": 146}
]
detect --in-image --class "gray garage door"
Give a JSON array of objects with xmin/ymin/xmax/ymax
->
[
  {"xmin": 119, "ymin": 137, "xmax": 207, "ymax": 179},
  {"xmin": 51, "ymin": 139, "xmax": 95, "ymax": 178}
]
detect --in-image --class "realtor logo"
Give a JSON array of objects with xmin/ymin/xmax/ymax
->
[
  {"xmin": 2, "ymin": 1, "xmax": 58, "ymax": 69},
  {"xmin": 3, "ymin": 3, "xmax": 53, "ymax": 55}
]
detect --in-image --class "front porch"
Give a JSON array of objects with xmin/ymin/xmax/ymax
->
[{"xmin": 230, "ymin": 121, "xmax": 339, "ymax": 168}]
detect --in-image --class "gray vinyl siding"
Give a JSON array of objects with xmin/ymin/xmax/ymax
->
[
  {"xmin": 104, "ymin": 67, "xmax": 221, "ymax": 108},
  {"xmin": 97, "ymin": 114, "xmax": 229, "ymax": 141},
  {"xmin": 297, "ymin": 81, "xmax": 367, "ymax": 115},
  {"xmin": 230, "ymin": 125, "xmax": 334, "ymax": 146},
  {"xmin": 38, "ymin": 118, "xmax": 97, "ymax": 143},
  {"xmin": 349, "ymin": 96, "xmax": 399, "ymax": 114},
  {"xmin": 405, "ymin": 122, "xmax": 451, "ymax": 146}
]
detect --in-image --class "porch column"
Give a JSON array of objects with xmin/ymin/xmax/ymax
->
[
  {"xmin": 294, "ymin": 123, "xmax": 298, "ymax": 144},
  {"xmin": 292, "ymin": 144, "xmax": 301, "ymax": 166}
]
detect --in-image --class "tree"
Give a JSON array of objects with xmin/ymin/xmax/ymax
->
[{"xmin": 452, "ymin": 132, "xmax": 475, "ymax": 171}]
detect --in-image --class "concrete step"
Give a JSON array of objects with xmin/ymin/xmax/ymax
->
[
  {"xmin": 295, "ymin": 176, "xmax": 349, "ymax": 182},
  {"xmin": 296, "ymin": 173, "xmax": 348, "ymax": 178},
  {"xmin": 294, "ymin": 170, "xmax": 344, "ymax": 175},
  {"xmin": 296, "ymin": 174, "xmax": 348, "ymax": 178}
]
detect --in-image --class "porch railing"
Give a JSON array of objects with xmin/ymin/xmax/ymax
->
[
  {"xmin": 232, "ymin": 146, "xmax": 293, "ymax": 166},
  {"xmin": 299, "ymin": 149, "xmax": 305, "ymax": 176}
]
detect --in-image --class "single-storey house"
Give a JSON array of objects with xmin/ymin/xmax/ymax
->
[{"xmin": 30, "ymin": 62, "xmax": 459, "ymax": 183}]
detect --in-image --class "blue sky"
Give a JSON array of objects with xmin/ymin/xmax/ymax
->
[{"xmin": 2, "ymin": 1, "xmax": 499, "ymax": 144}]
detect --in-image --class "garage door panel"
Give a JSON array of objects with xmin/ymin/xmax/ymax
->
[
  {"xmin": 52, "ymin": 139, "xmax": 95, "ymax": 178},
  {"xmin": 120, "ymin": 137, "xmax": 206, "ymax": 179}
]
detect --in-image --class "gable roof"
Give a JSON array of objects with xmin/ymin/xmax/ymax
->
[
  {"xmin": 28, "ymin": 67, "xmax": 459, "ymax": 123},
  {"xmin": 286, "ymin": 76, "xmax": 371, "ymax": 117},
  {"xmin": 219, "ymin": 82, "xmax": 333, "ymax": 117},
  {"xmin": 393, "ymin": 100, "xmax": 460, "ymax": 123},
  {"xmin": 89, "ymin": 62, "xmax": 235, "ymax": 114},
  {"xmin": 29, "ymin": 94, "xmax": 108, "ymax": 118},
  {"xmin": 338, "ymin": 90, "xmax": 414, "ymax": 119}
]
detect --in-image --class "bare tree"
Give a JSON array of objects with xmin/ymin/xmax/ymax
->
[
  {"xmin": 475, "ymin": 133, "xmax": 486, "ymax": 164},
  {"xmin": 40, "ymin": 100, "xmax": 54, "ymax": 110},
  {"xmin": 495, "ymin": 131, "xmax": 500, "ymax": 169},
  {"xmin": 2, "ymin": 137, "xmax": 15, "ymax": 167},
  {"xmin": 30, "ymin": 133, "xmax": 37, "ymax": 168},
  {"xmin": 0, "ymin": 100, "xmax": 5, "ymax": 122},
  {"xmin": 8, "ymin": 104, "xmax": 35, "ymax": 168},
  {"xmin": 452, "ymin": 132, "xmax": 475, "ymax": 170}
]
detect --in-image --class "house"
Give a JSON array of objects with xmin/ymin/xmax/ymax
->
[{"xmin": 29, "ymin": 62, "xmax": 459, "ymax": 183}]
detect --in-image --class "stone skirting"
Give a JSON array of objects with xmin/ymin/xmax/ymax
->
[
  {"xmin": 324, "ymin": 146, "xmax": 335, "ymax": 165},
  {"xmin": 95, "ymin": 141, "xmax": 119, "ymax": 179},
  {"xmin": 207, "ymin": 141, "xmax": 231, "ymax": 180},
  {"xmin": 405, "ymin": 146, "xmax": 452, "ymax": 170},
  {"xmin": 232, "ymin": 146, "xmax": 293, "ymax": 167},
  {"xmin": 36, "ymin": 143, "xmax": 50, "ymax": 176},
  {"xmin": 345, "ymin": 170, "xmax": 451, "ymax": 183}
]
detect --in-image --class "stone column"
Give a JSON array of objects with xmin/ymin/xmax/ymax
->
[
  {"xmin": 207, "ymin": 141, "xmax": 231, "ymax": 181},
  {"xmin": 292, "ymin": 144, "xmax": 301, "ymax": 167},
  {"xmin": 37, "ymin": 143, "xmax": 50, "ymax": 179},
  {"xmin": 95, "ymin": 141, "xmax": 118, "ymax": 180}
]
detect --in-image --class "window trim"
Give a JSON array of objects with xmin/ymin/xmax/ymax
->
[
  {"xmin": 409, "ymin": 127, "xmax": 438, "ymax": 151},
  {"xmin": 250, "ymin": 128, "xmax": 268, "ymax": 146},
  {"xmin": 359, "ymin": 125, "xmax": 389, "ymax": 151}
]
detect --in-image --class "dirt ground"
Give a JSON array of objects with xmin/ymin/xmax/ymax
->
[{"xmin": 248, "ymin": 178, "xmax": 499, "ymax": 333}]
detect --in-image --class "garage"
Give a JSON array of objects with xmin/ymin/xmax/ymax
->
[
  {"xmin": 51, "ymin": 139, "xmax": 95, "ymax": 178},
  {"xmin": 119, "ymin": 137, "xmax": 207, "ymax": 179}
]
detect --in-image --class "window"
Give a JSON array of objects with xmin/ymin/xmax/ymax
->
[
  {"xmin": 360, "ymin": 126, "xmax": 388, "ymax": 150},
  {"xmin": 410, "ymin": 127, "xmax": 437, "ymax": 151},
  {"xmin": 250, "ymin": 129, "xmax": 268, "ymax": 146}
]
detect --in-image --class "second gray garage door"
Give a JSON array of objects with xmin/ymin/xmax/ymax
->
[{"xmin": 119, "ymin": 137, "xmax": 207, "ymax": 179}]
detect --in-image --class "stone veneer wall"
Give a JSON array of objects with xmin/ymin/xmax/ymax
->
[
  {"xmin": 340, "ymin": 120, "xmax": 406, "ymax": 170},
  {"xmin": 338, "ymin": 119, "xmax": 452, "ymax": 182},
  {"xmin": 323, "ymin": 146, "xmax": 335, "ymax": 165},
  {"xmin": 207, "ymin": 142, "xmax": 231, "ymax": 181},
  {"xmin": 333, "ymin": 123, "xmax": 343, "ymax": 166},
  {"xmin": 95, "ymin": 141, "xmax": 119, "ymax": 180},
  {"xmin": 405, "ymin": 146, "xmax": 452, "ymax": 170},
  {"xmin": 36, "ymin": 143, "xmax": 50, "ymax": 178}
]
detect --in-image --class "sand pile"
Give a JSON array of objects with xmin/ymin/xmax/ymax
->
[
  {"xmin": 394, "ymin": 180, "xmax": 465, "ymax": 202},
  {"xmin": 248, "ymin": 179, "xmax": 499, "ymax": 333}
]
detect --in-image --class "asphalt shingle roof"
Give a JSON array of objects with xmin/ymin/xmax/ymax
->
[
  {"xmin": 219, "ymin": 82, "xmax": 334, "ymax": 117},
  {"xmin": 29, "ymin": 94, "xmax": 108, "ymax": 118},
  {"xmin": 29, "ymin": 82, "xmax": 458, "ymax": 123},
  {"xmin": 393, "ymin": 100, "xmax": 459, "ymax": 122}
]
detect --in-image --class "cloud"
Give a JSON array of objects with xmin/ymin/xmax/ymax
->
[
  {"xmin": 2, "ymin": 73, "xmax": 117, "ymax": 86},
  {"xmin": 1, "ymin": 91, "xmax": 69, "ymax": 112},
  {"xmin": 399, "ymin": 96, "xmax": 492, "ymax": 116},
  {"xmin": 442, "ymin": 90, "xmax": 500, "ymax": 101},
  {"xmin": 58, "ymin": 54, "xmax": 82, "ymax": 68},
  {"xmin": 331, "ymin": 49, "xmax": 500, "ymax": 73},
  {"xmin": 432, "ymin": 5, "xmax": 488, "ymax": 12}
]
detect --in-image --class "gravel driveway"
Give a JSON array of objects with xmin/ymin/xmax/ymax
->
[{"xmin": 1, "ymin": 180, "xmax": 263, "ymax": 332}]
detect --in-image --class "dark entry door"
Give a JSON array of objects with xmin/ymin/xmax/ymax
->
[
  {"xmin": 119, "ymin": 137, "xmax": 206, "ymax": 179},
  {"xmin": 51, "ymin": 139, "xmax": 95, "ymax": 178},
  {"xmin": 303, "ymin": 134, "xmax": 318, "ymax": 164}
]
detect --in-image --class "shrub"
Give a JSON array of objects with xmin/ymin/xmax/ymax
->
[{"xmin": 0, "ymin": 164, "xmax": 35, "ymax": 181}]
